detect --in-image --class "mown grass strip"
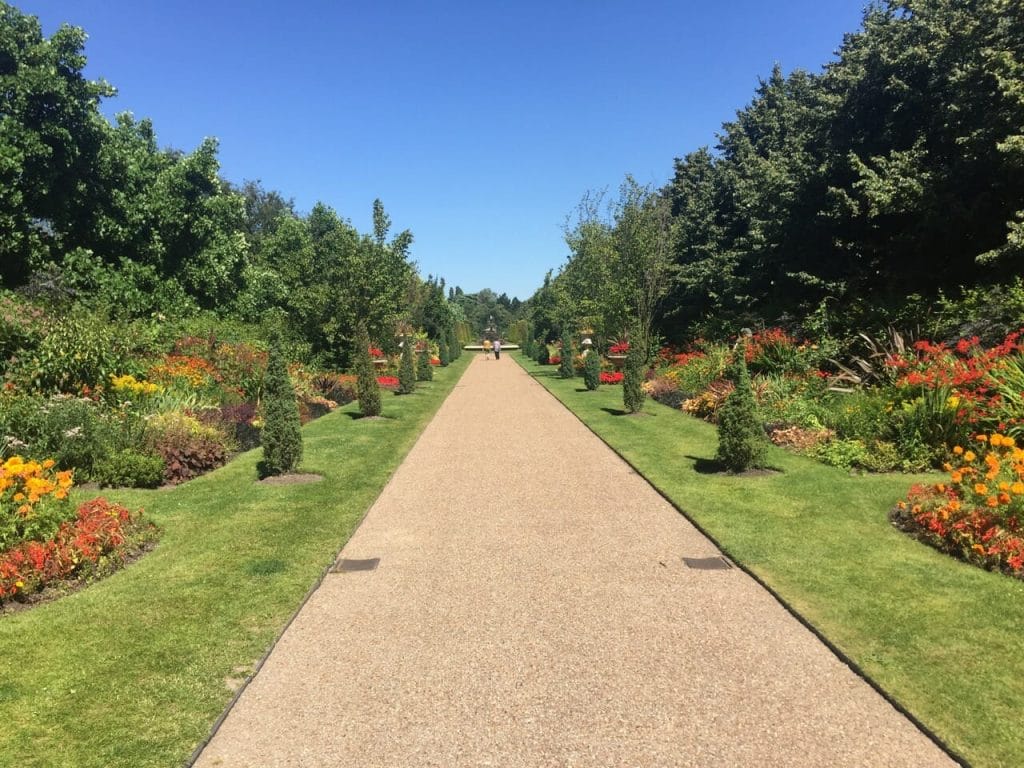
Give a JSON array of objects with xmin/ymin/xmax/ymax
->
[
  {"xmin": 520, "ymin": 353, "xmax": 1023, "ymax": 768},
  {"xmin": 0, "ymin": 355, "xmax": 470, "ymax": 768}
]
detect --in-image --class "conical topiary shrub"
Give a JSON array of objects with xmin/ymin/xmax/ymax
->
[
  {"xmin": 355, "ymin": 322, "xmax": 381, "ymax": 417},
  {"xmin": 417, "ymin": 344, "xmax": 433, "ymax": 381},
  {"xmin": 583, "ymin": 348, "xmax": 601, "ymax": 390},
  {"xmin": 716, "ymin": 340, "xmax": 768, "ymax": 472},
  {"xmin": 536, "ymin": 341, "xmax": 550, "ymax": 365},
  {"xmin": 258, "ymin": 332, "xmax": 303, "ymax": 478},
  {"xmin": 623, "ymin": 338, "xmax": 646, "ymax": 413},
  {"xmin": 439, "ymin": 335, "xmax": 450, "ymax": 366},
  {"xmin": 558, "ymin": 331, "xmax": 575, "ymax": 379},
  {"xmin": 448, "ymin": 328, "xmax": 460, "ymax": 359},
  {"xmin": 398, "ymin": 335, "xmax": 416, "ymax": 394}
]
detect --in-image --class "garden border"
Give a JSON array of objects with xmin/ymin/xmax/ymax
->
[{"xmin": 516, "ymin": 353, "xmax": 970, "ymax": 768}]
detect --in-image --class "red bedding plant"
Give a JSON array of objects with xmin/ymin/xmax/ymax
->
[
  {"xmin": 600, "ymin": 371, "xmax": 624, "ymax": 385},
  {"xmin": 892, "ymin": 433, "xmax": 1024, "ymax": 578},
  {"xmin": 549, "ymin": 356, "xmax": 562, "ymax": 365},
  {"xmin": 0, "ymin": 497, "xmax": 157, "ymax": 604},
  {"xmin": 608, "ymin": 341, "xmax": 630, "ymax": 355},
  {"xmin": 376, "ymin": 375, "xmax": 400, "ymax": 390}
]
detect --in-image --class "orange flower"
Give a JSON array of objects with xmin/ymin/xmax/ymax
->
[
  {"xmin": 986, "ymin": 496, "xmax": 999, "ymax": 508},
  {"xmin": 964, "ymin": 450, "xmax": 977, "ymax": 462},
  {"xmin": 998, "ymin": 492, "xmax": 1012, "ymax": 505},
  {"xmin": 977, "ymin": 434, "xmax": 988, "ymax": 443},
  {"xmin": 950, "ymin": 471, "xmax": 963, "ymax": 483},
  {"xmin": 1012, "ymin": 482, "xmax": 1024, "ymax": 495},
  {"xmin": 953, "ymin": 446, "xmax": 964, "ymax": 455},
  {"xmin": 991, "ymin": 434, "xmax": 1004, "ymax": 447},
  {"xmin": 975, "ymin": 483, "xmax": 989, "ymax": 495}
]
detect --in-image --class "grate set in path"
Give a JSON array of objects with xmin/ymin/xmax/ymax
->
[{"xmin": 194, "ymin": 355, "xmax": 957, "ymax": 768}]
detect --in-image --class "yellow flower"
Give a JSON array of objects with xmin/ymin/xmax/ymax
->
[
  {"xmin": 991, "ymin": 434, "xmax": 1004, "ymax": 447},
  {"xmin": 953, "ymin": 446, "xmax": 964, "ymax": 455},
  {"xmin": 1012, "ymin": 482, "xmax": 1024, "ymax": 495},
  {"xmin": 964, "ymin": 451, "xmax": 976, "ymax": 462}
]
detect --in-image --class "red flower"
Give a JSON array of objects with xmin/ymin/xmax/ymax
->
[{"xmin": 599, "ymin": 371, "xmax": 624, "ymax": 385}]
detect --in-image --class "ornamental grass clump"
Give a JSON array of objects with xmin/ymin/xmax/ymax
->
[
  {"xmin": 558, "ymin": 332, "xmax": 575, "ymax": 379},
  {"xmin": 397, "ymin": 336, "xmax": 416, "ymax": 394},
  {"xmin": 623, "ymin": 340, "xmax": 646, "ymax": 413},
  {"xmin": 583, "ymin": 349, "xmax": 601, "ymax": 390},
  {"xmin": 715, "ymin": 341, "xmax": 768, "ymax": 471},
  {"xmin": 355, "ymin": 324, "xmax": 382, "ymax": 417},
  {"xmin": 892, "ymin": 433, "xmax": 1024, "ymax": 578},
  {"xmin": 258, "ymin": 334, "xmax": 303, "ymax": 478},
  {"xmin": 417, "ymin": 346, "xmax": 433, "ymax": 381}
]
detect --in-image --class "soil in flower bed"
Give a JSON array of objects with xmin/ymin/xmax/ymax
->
[{"xmin": 257, "ymin": 473, "xmax": 324, "ymax": 486}]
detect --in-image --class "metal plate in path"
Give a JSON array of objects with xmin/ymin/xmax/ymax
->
[
  {"xmin": 682, "ymin": 556, "xmax": 733, "ymax": 570},
  {"xmin": 333, "ymin": 558, "xmax": 380, "ymax": 573}
]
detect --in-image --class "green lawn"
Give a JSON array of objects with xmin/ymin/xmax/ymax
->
[
  {"xmin": 520, "ymin": 353, "xmax": 1023, "ymax": 768},
  {"xmin": 0, "ymin": 355, "xmax": 470, "ymax": 768}
]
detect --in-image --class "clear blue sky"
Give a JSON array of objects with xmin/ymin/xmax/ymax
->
[{"xmin": 22, "ymin": 0, "xmax": 866, "ymax": 301}]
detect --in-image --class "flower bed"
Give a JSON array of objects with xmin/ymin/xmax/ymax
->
[
  {"xmin": 0, "ymin": 497, "xmax": 156, "ymax": 603},
  {"xmin": 892, "ymin": 433, "xmax": 1024, "ymax": 578},
  {"xmin": 599, "ymin": 371, "xmax": 624, "ymax": 385},
  {"xmin": 376, "ymin": 375, "xmax": 400, "ymax": 390}
]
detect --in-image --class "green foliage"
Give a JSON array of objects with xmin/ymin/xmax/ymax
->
[
  {"xmin": 13, "ymin": 308, "xmax": 134, "ymax": 393},
  {"xmin": 397, "ymin": 336, "xmax": 416, "ymax": 394},
  {"xmin": 558, "ymin": 331, "xmax": 575, "ymax": 379},
  {"xmin": 417, "ymin": 346, "xmax": 433, "ymax": 381},
  {"xmin": 258, "ymin": 334, "xmax": 303, "ymax": 477},
  {"xmin": 448, "ymin": 327, "xmax": 461, "ymax": 359},
  {"xmin": 583, "ymin": 350, "xmax": 601, "ymax": 390},
  {"xmin": 623, "ymin": 338, "xmax": 646, "ymax": 413},
  {"xmin": 715, "ymin": 344, "xmax": 767, "ymax": 471},
  {"xmin": 354, "ymin": 323, "xmax": 381, "ymax": 417},
  {"xmin": 92, "ymin": 449, "xmax": 165, "ymax": 489}
]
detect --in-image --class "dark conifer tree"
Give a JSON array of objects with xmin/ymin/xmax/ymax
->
[
  {"xmin": 623, "ymin": 336, "xmax": 646, "ymax": 413},
  {"xmin": 258, "ymin": 332, "xmax": 303, "ymax": 477},
  {"xmin": 558, "ymin": 330, "xmax": 575, "ymax": 379},
  {"xmin": 355, "ymin": 322, "xmax": 381, "ymax": 417},
  {"xmin": 716, "ymin": 339, "xmax": 768, "ymax": 471},
  {"xmin": 397, "ymin": 334, "xmax": 416, "ymax": 394},
  {"xmin": 583, "ymin": 348, "xmax": 601, "ymax": 390}
]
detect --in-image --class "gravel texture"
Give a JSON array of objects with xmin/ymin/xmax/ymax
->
[{"xmin": 194, "ymin": 355, "xmax": 956, "ymax": 767}]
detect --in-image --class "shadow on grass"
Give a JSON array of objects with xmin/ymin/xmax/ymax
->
[
  {"xmin": 343, "ymin": 412, "xmax": 394, "ymax": 421},
  {"xmin": 686, "ymin": 455, "xmax": 783, "ymax": 477},
  {"xmin": 601, "ymin": 407, "xmax": 629, "ymax": 416}
]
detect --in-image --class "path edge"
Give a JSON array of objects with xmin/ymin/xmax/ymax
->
[
  {"xmin": 513, "ymin": 353, "xmax": 971, "ymax": 768},
  {"xmin": 184, "ymin": 358, "xmax": 473, "ymax": 768}
]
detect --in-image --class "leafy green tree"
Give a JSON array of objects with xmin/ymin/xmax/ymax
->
[
  {"xmin": 623, "ymin": 335, "xmax": 646, "ymax": 413},
  {"xmin": 417, "ymin": 345, "xmax": 433, "ymax": 381},
  {"xmin": 583, "ymin": 349, "xmax": 601, "ymax": 390},
  {"xmin": 258, "ymin": 333, "xmax": 303, "ymax": 478},
  {"xmin": 397, "ymin": 335, "xmax": 416, "ymax": 394},
  {"xmin": 354, "ymin": 322, "xmax": 381, "ymax": 417},
  {"xmin": 716, "ymin": 340, "xmax": 768, "ymax": 472},
  {"xmin": 558, "ymin": 330, "xmax": 575, "ymax": 379}
]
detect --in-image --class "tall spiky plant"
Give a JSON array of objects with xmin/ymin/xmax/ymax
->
[
  {"xmin": 258, "ymin": 332, "xmax": 303, "ymax": 478},
  {"xmin": 716, "ymin": 339, "xmax": 768, "ymax": 471},
  {"xmin": 558, "ymin": 330, "xmax": 575, "ymax": 379},
  {"xmin": 397, "ymin": 334, "xmax": 416, "ymax": 394},
  {"xmin": 355, "ymin": 322, "xmax": 381, "ymax": 417}
]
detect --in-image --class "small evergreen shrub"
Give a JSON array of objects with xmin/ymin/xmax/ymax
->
[
  {"xmin": 558, "ymin": 332, "xmax": 575, "ymax": 379},
  {"xmin": 417, "ymin": 346, "xmax": 433, "ymax": 381},
  {"xmin": 623, "ymin": 340, "xmax": 646, "ymax": 413},
  {"xmin": 258, "ymin": 334, "xmax": 303, "ymax": 478},
  {"xmin": 583, "ymin": 350, "xmax": 601, "ymax": 390},
  {"xmin": 536, "ymin": 342, "xmax": 550, "ymax": 365},
  {"xmin": 93, "ymin": 449, "xmax": 165, "ymax": 489},
  {"xmin": 355, "ymin": 323, "xmax": 381, "ymax": 417},
  {"xmin": 715, "ymin": 342, "xmax": 768, "ymax": 471},
  {"xmin": 448, "ymin": 328, "xmax": 460, "ymax": 359},
  {"xmin": 397, "ymin": 336, "xmax": 416, "ymax": 394}
]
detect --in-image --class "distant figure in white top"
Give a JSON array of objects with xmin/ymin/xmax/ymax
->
[{"xmin": 493, "ymin": 338, "xmax": 502, "ymax": 360}]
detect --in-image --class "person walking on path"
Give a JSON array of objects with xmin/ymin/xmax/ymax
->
[
  {"xmin": 482, "ymin": 339, "xmax": 492, "ymax": 359},
  {"xmin": 493, "ymin": 338, "xmax": 501, "ymax": 360}
]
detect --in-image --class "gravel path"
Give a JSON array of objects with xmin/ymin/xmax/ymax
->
[{"xmin": 194, "ymin": 355, "xmax": 956, "ymax": 767}]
